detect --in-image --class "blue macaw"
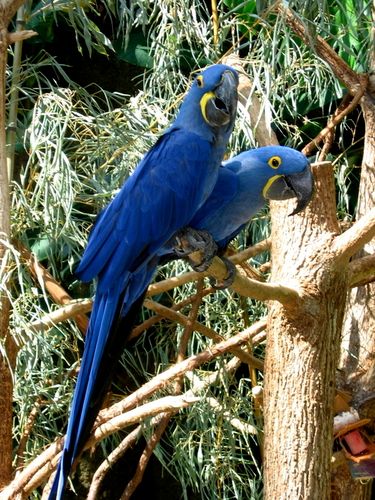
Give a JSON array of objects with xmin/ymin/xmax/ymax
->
[
  {"xmin": 190, "ymin": 144, "xmax": 314, "ymax": 249},
  {"xmin": 49, "ymin": 64, "xmax": 238, "ymax": 499},
  {"xmin": 168, "ymin": 145, "xmax": 314, "ymax": 284}
]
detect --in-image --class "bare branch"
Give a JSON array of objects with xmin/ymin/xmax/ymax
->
[
  {"xmin": 348, "ymin": 253, "xmax": 375, "ymax": 288},
  {"xmin": 120, "ymin": 414, "xmax": 170, "ymax": 500},
  {"xmin": 274, "ymin": 2, "xmax": 367, "ymax": 95},
  {"xmin": 188, "ymin": 254, "xmax": 302, "ymax": 306},
  {"xmin": 91, "ymin": 395, "xmax": 200, "ymax": 447},
  {"xmin": 146, "ymin": 239, "xmax": 270, "ymax": 297},
  {"xmin": 15, "ymin": 241, "xmax": 89, "ymax": 333},
  {"xmin": 98, "ymin": 320, "xmax": 266, "ymax": 425},
  {"xmin": 7, "ymin": 29, "xmax": 37, "ymax": 43},
  {"xmin": 28, "ymin": 299, "xmax": 92, "ymax": 332},
  {"xmin": 302, "ymin": 90, "xmax": 367, "ymax": 157},
  {"xmin": 143, "ymin": 299, "xmax": 265, "ymax": 369},
  {"xmin": 87, "ymin": 426, "xmax": 142, "ymax": 500},
  {"xmin": 333, "ymin": 208, "xmax": 375, "ymax": 262}
]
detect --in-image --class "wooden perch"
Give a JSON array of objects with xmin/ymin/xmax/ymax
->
[
  {"xmin": 333, "ymin": 208, "xmax": 375, "ymax": 262},
  {"xmin": 348, "ymin": 253, "xmax": 375, "ymax": 288},
  {"xmin": 1, "ymin": 320, "xmax": 265, "ymax": 498}
]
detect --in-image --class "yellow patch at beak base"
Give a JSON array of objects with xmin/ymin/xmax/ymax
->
[
  {"xmin": 262, "ymin": 174, "xmax": 283, "ymax": 198},
  {"xmin": 200, "ymin": 91, "xmax": 215, "ymax": 123}
]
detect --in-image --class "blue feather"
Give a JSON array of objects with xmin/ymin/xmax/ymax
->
[{"xmin": 49, "ymin": 64, "xmax": 238, "ymax": 499}]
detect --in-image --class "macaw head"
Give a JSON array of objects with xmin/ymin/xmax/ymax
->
[
  {"xmin": 231, "ymin": 146, "xmax": 314, "ymax": 216},
  {"xmin": 259, "ymin": 146, "xmax": 314, "ymax": 215},
  {"xmin": 175, "ymin": 64, "xmax": 238, "ymax": 138}
]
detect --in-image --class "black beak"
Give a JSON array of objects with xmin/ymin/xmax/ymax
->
[
  {"xmin": 204, "ymin": 70, "xmax": 238, "ymax": 127},
  {"xmin": 265, "ymin": 165, "xmax": 314, "ymax": 216}
]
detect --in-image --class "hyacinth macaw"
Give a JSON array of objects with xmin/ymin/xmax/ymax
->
[
  {"xmin": 49, "ymin": 64, "xmax": 238, "ymax": 500},
  {"xmin": 190, "ymin": 144, "xmax": 314, "ymax": 251}
]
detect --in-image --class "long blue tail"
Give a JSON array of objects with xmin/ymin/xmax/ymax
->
[{"xmin": 49, "ymin": 270, "xmax": 152, "ymax": 499}]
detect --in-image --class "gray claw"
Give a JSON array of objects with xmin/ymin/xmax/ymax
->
[
  {"xmin": 209, "ymin": 257, "xmax": 236, "ymax": 290},
  {"xmin": 173, "ymin": 227, "xmax": 218, "ymax": 270}
]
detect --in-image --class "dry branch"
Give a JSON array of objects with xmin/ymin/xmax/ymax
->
[
  {"xmin": 275, "ymin": 2, "xmax": 366, "ymax": 94},
  {"xmin": 2, "ymin": 321, "xmax": 265, "ymax": 497},
  {"xmin": 333, "ymin": 208, "xmax": 375, "ymax": 262},
  {"xmin": 147, "ymin": 238, "xmax": 270, "ymax": 297},
  {"xmin": 143, "ymin": 298, "xmax": 264, "ymax": 369},
  {"xmin": 302, "ymin": 89, "xmax": 367, "ymax": 157},
  {"xmin": 28, "ymin": 299, "xmax": 92, "ymax": 332},
  {"xmin": 15, "ymin": 241, "xmax": 89, "ymax": 333},
  {"xmin": 348, "ymin": 253, "xmax": 375, "ymax": 288},
  {"xmin": 87, "ymin": 426, "xmax": 143, "ymax": 500}
]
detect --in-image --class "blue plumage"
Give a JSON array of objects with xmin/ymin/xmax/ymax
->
[
  {"xmin": 49, "ymin": 64, "xmax": 238, "ymax": 500},
  {"xmin": 191, "ymin": 145, "xmax": 313, "ymax": 248}
]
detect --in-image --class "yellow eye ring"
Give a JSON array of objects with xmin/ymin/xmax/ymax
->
[
  {"xmin": 268, "ymin": 156, "xmax": 282, "ymax": 169},
  {"xmin": 196, "ymin": 75, "xmax": 204, "ymax": 88}
]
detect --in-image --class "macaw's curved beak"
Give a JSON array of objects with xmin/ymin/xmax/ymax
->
[
  {"xmin": 204, "ymin": 70, "xmax": 238, "ymax": 127},
  {"xmin": 265, "ymin": 165, "xmax": 314, "ymax": 216}
]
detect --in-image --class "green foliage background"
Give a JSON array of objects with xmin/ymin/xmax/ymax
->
[{"xmin": 4, "ymin": 0, "xmax": 372, "ymax": 498}]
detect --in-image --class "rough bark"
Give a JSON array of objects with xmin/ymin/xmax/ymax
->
[
  {"xmin": 334, "ymin": 17, "xmax": 375, "ymax": 498},
  {"xmin": 263, "ymin": 160, "xmax": 349, "ymax": 498},
  {"xmin": 0, "ymin": 0, "xmax": 25, "ymax": 488}
]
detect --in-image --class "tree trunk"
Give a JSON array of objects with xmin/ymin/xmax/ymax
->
[
  {"xmin": 334, "ymin": 19, "xmax": 375, "ymax": 499},
  {"xmin": 263, "ymin": 159, "xmax": 349, "ymax": 498},
  {"xmin": 0, "ymin": 0, "xmax": 25, "ymax": 488}
]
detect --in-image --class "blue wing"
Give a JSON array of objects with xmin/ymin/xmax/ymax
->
[
  {"xmin": 49, "ymin": 130, "xmax": 217, "ymax": 499},
  {"xmin": 49, "ymin": 63, "xmax": 239, "ymax": 500}
]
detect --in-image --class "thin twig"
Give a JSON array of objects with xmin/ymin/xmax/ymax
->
[
  {"xmin": 302, "ymin": 91, "xmax": 367, "ymax": 157},
  {"xmin": 143, "ymin": 299, "xmax": 264, "ymax": 369}
]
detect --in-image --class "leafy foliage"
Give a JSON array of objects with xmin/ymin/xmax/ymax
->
[{"xmin": 4, "ymin": 0, "xmax": 371, "ymax": 498}]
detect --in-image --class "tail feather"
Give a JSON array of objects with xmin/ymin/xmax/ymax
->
[{"xmin": 49, "ymin": 265, "xmax": 157, "ymax": 500}]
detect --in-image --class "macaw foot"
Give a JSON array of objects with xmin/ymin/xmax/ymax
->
[
  {"xmin": 209, "ymin": 257, "xmax": 236, "ymax": 290},
  {"xmin": 173, "ymin": 227, "xmax": 218, "ymax": 272}
]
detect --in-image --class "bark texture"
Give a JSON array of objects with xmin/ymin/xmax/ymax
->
[
  {"xmin": 334, "ymin": 36, "xmax": 375, "ymax": 500},
  {"xmin": 0, "ymin": 1, "xmax": 24, "ymax": 488},
  {"xmin": 264, "ymin": 163, "xmax": 349, "ymax": 499}
]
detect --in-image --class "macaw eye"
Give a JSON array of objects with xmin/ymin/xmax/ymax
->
[
  {"xmin": 196, "ymin": 75, "xmax": 204, "ymax": 88},
  {"xmin": 268, "ymin": 156, "xmax": 282, "ymax": 169}
]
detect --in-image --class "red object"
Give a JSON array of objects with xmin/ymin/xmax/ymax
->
[{"xmin": 342, "ymin": 430, "xmax": 368, "ymax": 455}]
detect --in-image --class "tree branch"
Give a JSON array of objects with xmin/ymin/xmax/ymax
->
[
  {"xmin": 333, "ymin": 208, "xmax": 375, "ymax": 262},
  {"xmin": 143, "ymin": 299, "xmax": 265, "ymax": 370},
  {"xmin": 28, "ymin": 299, "xmax": 92, "ymax": 332},
  {"xmin": 146, "ymin": 238, "xmax": 270, "ymax": 297},
  {"xmin": 2, "ymin": 321, "xmax": 265, "ymax": 498},
  {"xmin": 87, "ymin": 426, "xmax": 142, "ymax": 500},
  {"xmin": 302, "ymin": 89, "xmax": 367, "ymax": 157},
  {"xmin": 97, "ymin": 320, "xmax": 266, "ymax": 425},
  {"xmin": 275, "ymin": 2, "xmax": 367, "ymax": 94},
  {"xmin": 15, "ymin": 241, "xmax": 89, "ymax": 333},
  {"xmin": 187, "ymin": 253, "xmax": 302, "ymax": 306},
  {"xmin": 348, "ymin": 253, "xmax": 375, "ymax": 288}
]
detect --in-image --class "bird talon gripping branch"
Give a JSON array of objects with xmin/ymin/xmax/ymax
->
[{"xmin": 209, "ymin": 257, "xmax": 237, "ymax": 289}]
